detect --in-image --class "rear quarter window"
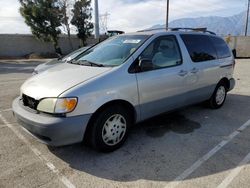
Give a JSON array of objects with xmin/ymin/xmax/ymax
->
[
  {"xmin": 209, "ymin": 36, "xmax": 231, "ymax": 59},
  {"xmin": 181, "ymin": 34, "xmax": 217, "ymax": 63}
]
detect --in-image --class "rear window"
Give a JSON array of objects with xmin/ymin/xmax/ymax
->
[
  {"xmin": 210, "ymin": 36, "xmax": 231, "ymax": 59},
  {"xmin": 181, "ymin": 34, "xmax": 217, "ymax": 62}
]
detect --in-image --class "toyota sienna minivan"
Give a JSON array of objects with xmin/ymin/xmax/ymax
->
[{"xmin": 13, "ymin": 28, "xmax": 235, "ymax": 152}]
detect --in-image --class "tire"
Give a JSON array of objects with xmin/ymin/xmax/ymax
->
[
  {"xmin": 90, "ymin": 105, "xmax": 132, "ymax": 152},
  {"xmin": 208, "ymin": 81, "xmax": 228, "ymax": 109}
]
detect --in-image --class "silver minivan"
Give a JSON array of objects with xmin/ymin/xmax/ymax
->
[{"xmin": 13, "ymin": 28, "xmax": 235, "ymax": 152}]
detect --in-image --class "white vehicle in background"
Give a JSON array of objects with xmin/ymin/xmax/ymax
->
[{"xmin": 33, "ymin": 46, "xmax": 91, "ymax": 75}]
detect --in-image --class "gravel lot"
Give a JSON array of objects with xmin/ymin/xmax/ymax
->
[{"xmin": 0, "ymin": 59, "xmax": 250, "ymax": 188}]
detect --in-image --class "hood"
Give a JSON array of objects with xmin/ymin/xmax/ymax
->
[
  {"xmin": 22, "ymin": 63, "xmax": 112, "ymax": 99},
  {"xmin": 34, "ymin": 59, "xmax": 63, "ymax": 73}
]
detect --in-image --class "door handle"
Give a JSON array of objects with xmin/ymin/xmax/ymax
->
[
  {"xmin": 190, "ymin": 68, "xmax": 199, "ymax": 74},
  {"xmin": 178, "ymin": 70, "xmax": 188, "ymax": 77}
]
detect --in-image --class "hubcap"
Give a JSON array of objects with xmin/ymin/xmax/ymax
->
[
  {"xmin": 215, "ymin": 86, "xmax": 226, "ymax": 105},
  {"xmin": 102, "ymin": 114, "xmax": 127, "ymax": 146}
]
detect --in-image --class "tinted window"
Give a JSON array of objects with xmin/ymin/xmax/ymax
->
[
  {"xmin": 210, "ymin": 36, "xmax": 231, "ymax": 59},
  {"xmin": 139, "ymin": 36, "xmax": 182, "ymax": 70},
  {"xmin": 181, "ymin": 34, "xmax": 217, "ymax": 62}
]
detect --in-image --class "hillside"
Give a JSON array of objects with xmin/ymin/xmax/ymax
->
[{"xmin": 151, "ymin": 12, "xmax": 249, "ymax": 36}]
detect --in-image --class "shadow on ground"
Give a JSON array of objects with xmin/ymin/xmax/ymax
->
[
  {"xmin": 141, "ymin": 113, "xmax": 200, "ymax": 138},
  {"xmin": 48, "ymin": 94, "xmax": 250, "ymax": 182}
]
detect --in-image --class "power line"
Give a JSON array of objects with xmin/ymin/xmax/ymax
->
[{"xmin": 99, "ymin": 12, "xmax": 110, "ymax": 33}]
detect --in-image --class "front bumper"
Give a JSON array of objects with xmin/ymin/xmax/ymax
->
[
  {"xmin": 229, "ymin": 78, "xmax": 236, "ymax": 91},
  {"xmin": 12, "ymin": 97, "xmax": 91, "ymax": 146}
]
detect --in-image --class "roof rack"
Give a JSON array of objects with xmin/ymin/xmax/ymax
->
[
  {"xmin": 137, "ymin": 27, "xmax": 216, "ymax": 35},
  {"xmin": 171, "ymin": 27, "xmax": 216, "ymax": 35},
  {"xmin": 137, "ymin": 27, "xmax": 170, "ymax": 32}
]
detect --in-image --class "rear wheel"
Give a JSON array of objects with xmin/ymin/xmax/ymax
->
[
  {"xmin": 208, "ymin": 81, "xmax": 227, "ymax": 109},
  {"xmin": 90, "ymin": 105, "xmax": 132, "ymax": 152}
]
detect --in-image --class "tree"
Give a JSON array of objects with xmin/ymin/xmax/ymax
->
[
  {"xmin": 71, "ymin": 0, "xmax": 93, "ymax": 46},
  {"xmin": 19, "ymin": 0, "xmax": 63, "ymax": 53},
  {"xmin": 58, "ymin": 0, "xmax": 73, "ymax": 50}
]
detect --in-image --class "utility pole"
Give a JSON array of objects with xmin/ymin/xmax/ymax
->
[
  {"xmin": 166, "ymin": 0, "xmax": 169, "ymax": 29},
  {"xmin": 245, "ymin": 0, "xmax": 250, "ymax": 36},
  {"xmin": 94, "ymin": 0, "xmax": 100, "ymax": 39}
]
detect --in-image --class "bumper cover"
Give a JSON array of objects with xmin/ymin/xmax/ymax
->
[
  {"xmin": 12, "ymin": 97, "xmax": 91, "ymax": 146},
  {"xmin": 229, "ymin": 78, "xmax": 236, "ymax": 91}
]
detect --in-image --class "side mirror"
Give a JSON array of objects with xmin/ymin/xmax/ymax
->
[{"xmin": 139, "ymin": 58, "xmax": 154, "ymax": 72}]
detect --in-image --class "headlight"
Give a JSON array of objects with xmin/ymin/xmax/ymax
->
[{"xmin": 37, "ymin": 97, "xmax": 77, "ymax": 114}]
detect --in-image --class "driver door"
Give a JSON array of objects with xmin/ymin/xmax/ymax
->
[{"xmin": 135, "ymin": 35, "xmax": 189, "ymax": 120}]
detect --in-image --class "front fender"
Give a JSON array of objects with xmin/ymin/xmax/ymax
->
[{"xmin": 59, "ymin": 67, "xmax": 140, "ymax": 119}]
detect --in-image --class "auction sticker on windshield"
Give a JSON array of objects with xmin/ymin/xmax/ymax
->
[{"xmin": 123, "ymin": 39, "xmax": 141, "ymax": 44}]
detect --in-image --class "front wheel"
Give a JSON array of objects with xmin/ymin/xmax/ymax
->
[
  {"xmin": 208, "ymin": 82, "xmax": 227, "ymax": 109},
  {"xmin": 90, "ymin": 106, "xmax": 132, "ymax": 152}
]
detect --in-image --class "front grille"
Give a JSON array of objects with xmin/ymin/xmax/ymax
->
[{"xmin": 22, "ymin": 94, "xmax": 39, "ymax": 110}]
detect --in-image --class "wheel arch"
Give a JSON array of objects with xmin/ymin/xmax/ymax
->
[
  {"xmin": 83, "ymin": 99, "xmax": 137, "ymax": 142},
  {"xmin": 219, "ymin": 77, "xmax": 230, "ymax": 91}
]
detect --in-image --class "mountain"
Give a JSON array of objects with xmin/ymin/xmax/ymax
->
[{"xmin": 150, "ymin": 12, "xmax": 249, "ymax": 36}]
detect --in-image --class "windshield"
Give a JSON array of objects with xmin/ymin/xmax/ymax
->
[
  {"xmin": 72, "ymin": 35, "xmax": 149, "ymax": 67},
  {"xmin": 62, "ymin": 46, "xmax": 90, "ymax": 61}
]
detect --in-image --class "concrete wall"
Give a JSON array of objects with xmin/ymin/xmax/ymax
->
[
  {"xmin": 0, "ymin": 34, "xmax": 249, "ymax": 58},
  {"xmin": 223, "ymin": 36, "xmax": 250, "ymax": 58},
  {"xmin": 233, "ymin": 36, "xmax": 250, "ymax": 58},
  {"xmin": 0, "ymin": 34, "xmax": 100, "ymax": 58}
]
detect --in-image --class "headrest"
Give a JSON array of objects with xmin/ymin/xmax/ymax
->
[{"xmin": 159, "ymin": 39, "xmax": 175, "ymax": 49}]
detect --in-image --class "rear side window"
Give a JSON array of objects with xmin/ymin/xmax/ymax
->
[
  {"xmin": 210, "ymin": 36, "xmax": 231, "ymax": 59},
  {"xmin": 181, "ymin": 34, "xmax": 217, "ymax": 62}
]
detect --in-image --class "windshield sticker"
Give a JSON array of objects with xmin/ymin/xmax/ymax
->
[{"xmin": 123, "ymin": 39, "xmax": 141, "ymax": 44}]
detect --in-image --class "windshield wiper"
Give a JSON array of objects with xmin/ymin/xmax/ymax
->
[
  {"xmin": 77, "ymin": 60, "xmax": 105, "ymax": 67},
  {"xmin": 88, "ymin": 61, "xmax": 105, "ymax": 67},
  {"xmin": 67, "ymin": 59, "xmax": 76, "ymax": 64}
]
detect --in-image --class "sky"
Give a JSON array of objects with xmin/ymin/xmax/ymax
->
[{"xmin": 0, "ymin": 0, "xmax": 248, "ymax": 34}]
